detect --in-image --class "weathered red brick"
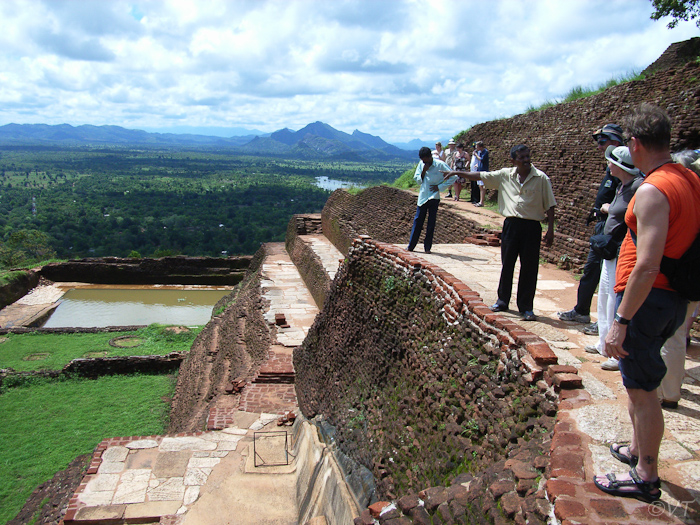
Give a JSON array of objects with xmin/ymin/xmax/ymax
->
[
  {"xmin": 551, "ymin": 431, "xmax": 582, "ymax": 448},
  {"xmin": 553, "ymin": 497, "xmax": 587, "ymax": 521},
  {"xmin": 589, "ymin": 498, "xmax": 628, "ymax": 519},
  {"xmin": 545, "ymin": 478, "xmax": 577, "ymax": 498},
  {"xmin": 552, "ymin": 372, "xmax": 583, "ymax": 389},
  {"xmin": 526, "ymin": 342, "xmax": 558, "ymax": 365}
]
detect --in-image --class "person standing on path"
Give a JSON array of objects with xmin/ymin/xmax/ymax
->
[
  {"xmin": 451, "ymin": 143, "xmax": 468, "ymax": 201},
  {"xmin": 594, "ymin": 104, "xmax": 700, "ymax": 503},
  {"xmin": 584, "ymin": 145, "xmax": 643, "ymax": 372},
  {"xmin": 657, "ymin": 149, "xmax": 700, "ymax": 409},
  {"xmin": 406, "ymin": 147, "xmax": 457, "ymax": 254},
  {"xmin": 558, "ymin": 124, "xmax": 622, "ymax": 332},
  {"xmin": 445, "ymin": 139, "xmax": 457, "ymax": 169},
  {"xmin": 441, "ymin": 144, "xmax": 556, "ymax": 321},
  {"xmin": 432, "ymin": 141, "xmax": 446, "ymax": 162},
  {"xmin": 472, "ymin": 141, "xmax": 489, "ymax": 206}
]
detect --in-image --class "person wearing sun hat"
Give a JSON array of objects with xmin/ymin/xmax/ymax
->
[
  {"xmin": 584, "ymin": 145, "xmax": 643, "ymax": 372},
  {"xmin": 558, "ymin": 123, "xmax": 623, "ymax": 331},
  {"xmin": 594, "ymin": 104, "xmax": 700, "ymax": 503}
]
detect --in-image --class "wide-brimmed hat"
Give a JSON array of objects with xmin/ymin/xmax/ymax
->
[
  {"xmin": 448, "ymin": 139, "xmax": 456, "ymax": 145},
  {"xmin": 605, "ymin": 145, "xmax": 640, "ymax": 176},
  {"xmin": 593, "ymin": 123, "xmax": 624, "ymax": 144}
]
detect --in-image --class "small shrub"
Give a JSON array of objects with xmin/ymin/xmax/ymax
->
[{"xmin": 391, "ymin": 167, "xmax": 419, "ymax": 190}]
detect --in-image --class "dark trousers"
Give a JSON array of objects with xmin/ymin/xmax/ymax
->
[
  {"xmin": 407, "ymin": 199, "xmax": 440, "ymax": 252},
  {"xmin": 470, "ymin": 180, "xmax": 479, "ymax": 202},
  {"xmin": 497, "ymin": 217, "xmax": 542, "ymax": 312},
  {"xmin": 575, "ymin": 221, "xmax": 605, "ymax": 315}
]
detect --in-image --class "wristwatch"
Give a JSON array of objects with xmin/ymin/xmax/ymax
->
[{"xmin": 614, "ymin": 313, "xmax": 631, "ymax": 325}]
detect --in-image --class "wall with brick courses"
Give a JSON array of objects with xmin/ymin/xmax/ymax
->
[
  {"xmin": 0, "ymin": 270, "xmax": 40, "ymax": 310},
  {"xmin": 321, "ymin": 186, "xmax": 495, "ymax": 256},
  {"xmin": 294, "ymin": 236, "xmax": 583, "ymax": 523},
  {"xmin": 286, "ymin": 214, "xmax": 332, "ymax": 308},
  {"xmin": 39, "ymin": 256, "xmax": 251, "ymax": 285},
  {"xmin": 168, "ymin": 245, "xmax": 272, "ymax": 433},
  {"xmin": 0, "ymin": 354, "xmax": 185, "ymax": 391},
  {"xmin": 453, "ymin": 46, "xmax": 700, "ymax": 268}
]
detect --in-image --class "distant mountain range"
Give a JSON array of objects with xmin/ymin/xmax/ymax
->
[{"xmin": 0, "ymin": 122, "xmax": 418, "ymax": 162}]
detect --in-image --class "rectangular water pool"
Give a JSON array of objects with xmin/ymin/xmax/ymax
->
[{"xmin": 42, "ymin": 287, "xmax": 232, "ymax": 328}]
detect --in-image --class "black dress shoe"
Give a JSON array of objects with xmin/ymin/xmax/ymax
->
[
  {"xmin": 490, "ymin": 302, "xmax": 508, "ymax": 312},
  {"xmin": 521, "ymin": 311, "xmax": 537, "ymax": 321}
]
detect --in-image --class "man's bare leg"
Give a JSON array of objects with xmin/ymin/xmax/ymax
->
[{"xmin": 628, "ymin": 387, "xmax": 663, "ymax": 481}]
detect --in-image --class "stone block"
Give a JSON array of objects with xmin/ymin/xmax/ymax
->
[
  {"xmin": 153, "ymin": 452, "xmax": 191, "ymax": 478},
  {"xmin": 123, "ymin": 500, "xmax": 182, "ymax": 519},
  {"xmin": 74, "ymin": 504, "xmax": 126, "ymax": 521}
]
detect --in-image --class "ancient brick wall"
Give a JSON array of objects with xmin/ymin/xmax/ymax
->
[
  {"xmin": 168, "ymin": 245, "xmax": 271, "ymax": 433},
  {"xmin": 322, "ymin": 186, "xmax": 495, "ymax": 256},
  {"xmin": 0, "ymin": 270, "xmax": 40, "ymax": 310},
  {"xmin": 286, "ymin": 214, "xmax": 333, "ymax": 308},
  {"xmin": 294, "ymin": 236, "xmax": 580, "ymax": 523},
  {"xmin": 454, "ymin": 50, "xmax": 700, "ymax": 267},
  {"xmin": 39, "ymin": 255, "xmax": 251, "ymax": 285}
]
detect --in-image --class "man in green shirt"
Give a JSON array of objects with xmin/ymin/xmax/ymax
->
[{"xmin": 441, "ymin": 144, "xmax": 556, "ymax": 321}]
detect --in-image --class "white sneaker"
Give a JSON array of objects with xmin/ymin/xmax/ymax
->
[
  {"xmin": 584, "ymin": 345, "xmax": 600, "ymax": 354},
  {"xmin": 601, "ymin": 357, "xmax": 619, "ymax": 371}
]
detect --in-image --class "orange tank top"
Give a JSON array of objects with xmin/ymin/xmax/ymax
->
[{"xmin": 615, "ymin": 163, "xmax": 700, "ymax": 293}]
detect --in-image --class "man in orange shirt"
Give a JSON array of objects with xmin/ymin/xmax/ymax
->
[{"xmin": 594, "ymin": 104, "xmax": 700, "ymax": 503}]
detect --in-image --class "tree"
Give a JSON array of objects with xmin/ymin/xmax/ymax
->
[
  {"xmin": 0, "ymin": 229, "xmax": 56, "ymax": 267},
  {"xmin": 650, "ymin": 0, "xmax": 700, "ymax": 28}
]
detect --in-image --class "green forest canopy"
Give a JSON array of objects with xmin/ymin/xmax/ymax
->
[{"xmin": 0, "ymin": 146, "xmax": 410, "ymax": 263}]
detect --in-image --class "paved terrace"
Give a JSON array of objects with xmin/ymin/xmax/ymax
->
[{"xmin": 59, "ymin": 200, "xmax": 699, "ymax": 524}]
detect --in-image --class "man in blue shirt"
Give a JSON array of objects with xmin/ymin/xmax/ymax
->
[{"xmin": 407, "ymin": 147, "xmax": 457, "ymax": 254}]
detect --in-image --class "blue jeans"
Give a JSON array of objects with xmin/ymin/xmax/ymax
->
[{"xmin": 407, "ymin": 199, "xmax": 440, "ymax": 252}]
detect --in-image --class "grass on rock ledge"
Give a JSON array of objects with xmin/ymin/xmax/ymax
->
[
  {"xmin": 0, "ymin": 324, "xmax": 202, "ymax": 372},
  {"xmin": 0, "ymin": 372, "xmax": 176, "ymax": 525}
]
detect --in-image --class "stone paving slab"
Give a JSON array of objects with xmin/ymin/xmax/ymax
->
[
  {"xmin": 65, "ymin": 412, "xmax": 290, "ymax": 524},
  {"xmin": 303, "ymin": 234, "xmax": 344, "ymax": 280},
  {"xmin": 260, "ymin": 244, "xmax": 319, "ymax": 347}
]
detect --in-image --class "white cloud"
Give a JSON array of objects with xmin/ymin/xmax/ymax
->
[{"xmin": 0, "ymin": 0, "xmax": 696, "ymax": 142}]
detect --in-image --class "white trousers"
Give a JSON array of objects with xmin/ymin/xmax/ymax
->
[
  {"xmin": 596, "ymin": 258, "xmax": 617, "ymax": 356},
  {"xmin": 658, "ymin": 300, "xmax": 699, "ymax": 402}
]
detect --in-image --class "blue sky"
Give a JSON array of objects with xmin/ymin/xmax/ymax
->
[{"xmin": 0, "ymin": 0, "xmax": 697, "ymax": 142}]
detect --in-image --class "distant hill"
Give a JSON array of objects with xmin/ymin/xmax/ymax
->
[
  {"xmin": 392, "ymin": 138, "xmax": 452, "ymax": 152},
  {"xmin": 0, "ymin": 122, "xmax": 414, "ymax": 162}
]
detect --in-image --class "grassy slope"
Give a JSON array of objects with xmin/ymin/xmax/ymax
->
[
  {"xmin": 0, "ymin": 325, "xmax": 202, "ymax": 372},
  {"xmin": 0, "ymin": 373, "xmax": 175, "ymax": 524}
]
